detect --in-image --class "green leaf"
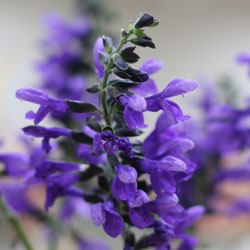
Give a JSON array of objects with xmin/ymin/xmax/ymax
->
[
  {"xmin": 98, "ymin": 175, "xmax": 110, "ymax": 192},
  {"xmin": 107, "ymin": 154, "xmax": 120, "ymax": 166},
  {"xmin": 134, "ymin": 28, "xmax": 147, "ymax": 38},
  {"xmin": 80, "ymin": 165, "xmax": 103, "ymax": 181},
  {"xmin": 115, "ymin": 128, "xmax": 144, "ymax": 137},
  {"xmin": 150, "ymin": 18, "xmax": 159, "ymax": 27},
  {"xmin": 131, "ymin": 37, "xmax": 156, "ymax": 48},
  {"xmin": 98, "ymin": 51, "xmax": 109, "ymax": 65},
  {"xmin": 134, "ymin": 14, "xmax": 154, "ymax": 28},
  {"xmin": 102, "ymin": 35, "xmax": 113, "ymax": 54},
  {"xmin": 67, "ymin": 100, "xmax": 98, "ymax": 113},
  {"xmin": 85, "ymin": 116, "xmax": 102, "ymax": 132},
  {"xmin": 120, "ymin": 46, "xmax": 140, "ymax": 63},
  {"xmin": 86, "ymin": 85, "xmax": 99, "ymax": 93},
  {"xmin": 110, "ymin": 79, "xmax": 138, "ymax": 88},
  {"xmin": 71, "ymin": 131, "xmax": 93, "ymax": 144},
  {"xmin": 113, "ymin": 54, "xmax": 130, "ymax": 70},
  {"xmin": 83, "ymin": 192, "xmax": 104, "ymax": 203},
  {"xmin": 107, "ymin": 86, "xmax": 125, "ymax": 99}
]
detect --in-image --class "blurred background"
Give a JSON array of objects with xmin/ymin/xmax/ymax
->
[{"xmin": 1, "ymin": 0, "xmax": 250, "ymax": 249}]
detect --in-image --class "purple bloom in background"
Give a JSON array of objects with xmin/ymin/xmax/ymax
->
[
  {"xmin": 93, "ymin": 37, "xmax": 106, "ymax": 78},
  {"xmin": 112, "ymin": 164, "xmax": 137, "ymax": 201},
  {"xmin": 60, "ymin": 196, "xmax": 91, "ymax": 221},
  {"xmin": 16, "ymin": 88, "xmax": 68, "ymax": 124},
  {"xmin": 91, "ymin": 201, "xmax": 124, "ymax": 238},
  {"xmin": 23, "ymin": 125, "xmax": 71, "ymax": 153},
  {"xmin": 236, "ymin": 51, "xmax": 250, "ymax": 76},
  {"xmin": 146, "ymin": 78, "xmax": 198, "ymax": 122},
  {"xmin": 0, "ymin": 181, "xmax": 34, "ymax": 214},
  {"xmin": 93, "ymin": 130, "xmax": 133, "ymax": 158},
  {"xmin": 42, "ymin": 13, "xmax": 91, "ymax": 47},
  {"xmin": 119, "ymin": 94, "xmax": 147, "ymax": 130},
  {"xmin": 0, "ymin": 152, "xmax": 30, "ymax": 177},
  {"xmin": 133, "ymin": 58, "xmax": 163, "ymax": 96},
  {"xmin": 77, "ymin": 237, "xmax": 110, "ymax": 250}
]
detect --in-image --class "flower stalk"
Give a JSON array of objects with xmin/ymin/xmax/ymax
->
[{"xmin": 0, "ymin": 198, "xmax": 34, "ymax": 250}]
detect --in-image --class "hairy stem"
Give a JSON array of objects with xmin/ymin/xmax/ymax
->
[
  {"xmin": 0, "ymin": 198, "xmax": 34, "ymax": 250},
  {"xmin": 101, "ymin": 30, "xmax": 133, "ymax": 127}
]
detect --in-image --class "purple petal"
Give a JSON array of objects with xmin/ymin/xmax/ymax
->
[
  {"xmin": 159, "ymin": 156, "xmax": 187, "ymax": 172},
  {"xmin": 93, "ymin": 37, "xmax": 105, "ymax": 78},
  {"xmin": 154, "ymin": 193, "xmax": 179, "ymax": 211},
  {"xmin": 133, "ymin": 78, "xmax": 158, "ymax": 96},
  {"xmin": 103, "ymin": 208, "xmax": 124, "ymax": 238},
  {"xmin": 161, "ymin": 78, "xmax": 198, "ymax": 98},
  {"xmin": 140, "ymin": 58, "xmax": 163, "ymax": 75},
  {"xmin": 112, "ymin": 176, "xmax": 137, "ymax": 201},
  {"xmin": 150, "ymin": 168, "xmax": 176, "ymax": 195},
  {"xmin": 34, "ymin": 106, "xmax": 51, "ymax": 125},
  {"xmin": 91, "ymin": 203, "xmax": 105, "ymax": 226},
  {"xmin": 236, "ymin": 52, "xmax": 250, "ymax": 63},
  {"xmin": 124, "ymin": 106, "xmax": 147, "ymax": 130},
  {"xmin": 0, "ymin": 152, "xmax": 30, "ymax": 177},
  {"xmin": 128, "ymin": 94, "xmax": 147, "ymax": 112},
  {"xmin": 128, "ymin": 190, "xmax": 150, "ymax": 208},
  {"xmin": 116, "ymin": 164, "xmax": 137, "ymax": 183},
  {"xmin": 161, "ymin": 99, "xmax": 190, "ymax": 122},
  {"xmin": 177, "ymin": 205, "xmax": 204, "ymax": 229},
  {"xmin": 16, "ymin": 88, "xmax": 49, "ymax": 105},
  {"xmin": 47, "ymin": 173, "xmax": 79, "ymax": 188},
  {"xmin": 129, "ymin": 205, "xmax": 154, "ymax": 229}
]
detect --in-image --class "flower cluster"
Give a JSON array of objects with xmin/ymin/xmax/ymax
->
[
  {"xmin": 3, "ymin": 13, "xmax": 203, "ymax": 250},
  {"xmin": 178, "ymin": 64, "xmax": 250, "ymax": 216},
  {"xmin": 15, "ymin": 13, "xmax": 203, "ymax": 250}
]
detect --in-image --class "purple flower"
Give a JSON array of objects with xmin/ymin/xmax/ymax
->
[
  {"xmin": 153, "ymin": 194, "xmax": 181, "ymax": 225},
  {"xmin": 93, "ymin": 37, "xmax": 106, "ymax": 78},
  {"xmin": 0, "ymin": 181, "xmax": 34, "ymax": 214},
  {"xmin": 91, "ymin": 201, "xmax": 124, "ymax": 238},
  {"xmin": 146, "ymin": 78, "xmax": 198, "ymax": 122},
  {"xmin": 128, "ymin": 190, "xmax": 153, "ymax": 229},
  {"xmin": 119, "ymin": 94, "xmax": 147, "ymax": 130},
  {"xmin": 141, "ymin": 156, "xmax": 188, "ymax": 195},
  {"xmin": 42, "ymin": 13, "xmax": 91, "ymax": 47},
  {"xmin": 22, "ymin": 125, "xmax": 71, "ymax": 153},
  {"xmin": 175, "ymin": 205, "xmax": 204, "ymax": 249},
  {"xmin": 93, "ymin": 130, "xmax": 133, "ymax": 158},
  {"xmin": 45, "ymin": 173, "xmax": 82, "ymax": 211},
  {"xmin": 112, "ymin": 164, "xmax": 137, "ymax": 201},
  {"xmin": 16, "ymin": 88, "xmax": 68, "ymax": 124},
  {"xmin": 236, "ymin": 51, "xmax": 250, "ymax": 64},
  {"xmin": 60, "ymin": 197, "xmax": 90, "ymax": 221},
  {"xmin": 35, "ymin": 159, "xmax": 79, "ymax": 179},
  {"xmin": 0, "ymin": 152, "xmax": 30, "ymax": 177},
  {"xmin": 133, "ymin": 58, "xmax": 163, "ymax": 96},
  {"xmin": 77, "ymin": 144, "xmax": 106, "ymax": 164},
  {"xmin": 177, "ymin": 236, "xmax": 198, "ymax": 250}
]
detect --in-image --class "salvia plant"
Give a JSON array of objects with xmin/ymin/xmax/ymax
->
[{"xmin": 0, "ymin": 13, "xmax": 207, "ymax": 250}]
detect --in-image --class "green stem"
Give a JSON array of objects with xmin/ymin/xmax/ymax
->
[
  {"xmin": 101, "ymin": 30, "xmax": 133, "ymax": 127},
  {"xmin": 0, "ymin": 198, "xmax": 34, "ymax": 250}
]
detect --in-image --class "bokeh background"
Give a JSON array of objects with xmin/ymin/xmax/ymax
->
[{"xmin": 1, "ymin": 0, "xmax": 250, "ymax": 249}]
